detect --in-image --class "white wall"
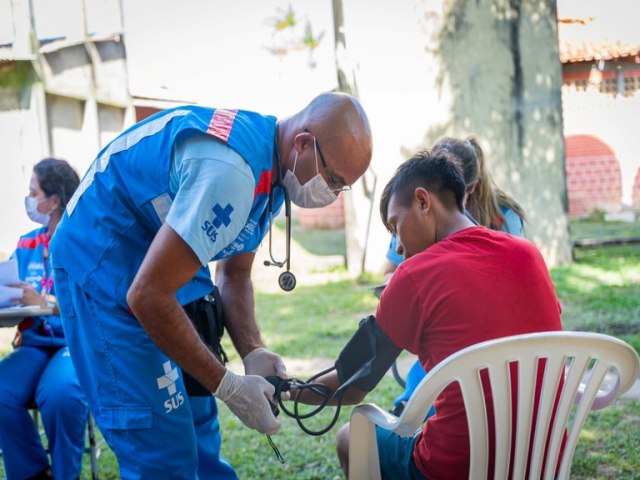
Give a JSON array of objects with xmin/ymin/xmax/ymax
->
[{"xmin": 0, "ymin": 82, "xmax": 49, "ymax": 258}]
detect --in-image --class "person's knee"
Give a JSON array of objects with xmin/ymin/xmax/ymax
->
[{"xmin": 38, "ymin": 380, "xmax": 87, "ymax": 420}]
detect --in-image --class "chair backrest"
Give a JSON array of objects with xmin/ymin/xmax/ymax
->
[{"xmin": 349, "ymin": 332, "xmax": 640, "ymax": 480}]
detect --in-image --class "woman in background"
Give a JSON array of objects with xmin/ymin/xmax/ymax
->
[{"xmin": 0, "ymin": 158, "xmax": 87, "ymax": 480}]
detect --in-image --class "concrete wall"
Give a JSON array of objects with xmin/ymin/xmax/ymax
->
[
  {"xmin": 341, "ymin": 0, "xmax": 571, "ymax": 269},
  {"xmin": 0, "ymin": 62, "xmax": 49, "ymax": 260},
  {"xmin": 0, "ymin": 40, "xmax": 132, "ymax": 258}
]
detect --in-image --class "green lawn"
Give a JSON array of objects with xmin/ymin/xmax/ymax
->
[
  {"xmin": 570, "ymin": 217, "xmax": 640, "ymax": 242},
  {"xmin": 2, "ymin": 220, "xmax": 639, "ymax": 479}
]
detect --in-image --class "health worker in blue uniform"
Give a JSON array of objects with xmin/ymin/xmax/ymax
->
[
  {"xmin": 50, "ymin": 92, "xmax": 373, "ymax": 478},
  {"xmin": 0, "ymin": 158, "xmax": 88, "ymax": 480}
]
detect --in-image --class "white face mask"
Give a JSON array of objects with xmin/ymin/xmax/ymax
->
[
  {"xmin": 25, "ymin": 196, "xmax": 52, "ymax": 227},
  {"xmin": 282, "ymin": 140, "xmax": 337, "ymax": 208}
]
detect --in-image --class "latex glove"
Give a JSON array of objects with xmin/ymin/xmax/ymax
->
[
  {"xmin": 243, "ymin": 348, "xmax": 290, "ymax": 400},
  {"xmin": 214, "ymin": 370, "xmax": 281, "ymax": 435},
  {"xmin": 243, "ymin": 347, "xmax": 287, "ymax": 378}
]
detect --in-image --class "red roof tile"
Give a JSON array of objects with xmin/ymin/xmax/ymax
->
[{"xmin": 560, "ymin": 39, "xmax": 640, "ymax": 63}]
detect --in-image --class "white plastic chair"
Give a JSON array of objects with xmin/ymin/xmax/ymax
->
[{"xmin": 348, "ymin": 332, "xmax": 640, "ymax": 480}]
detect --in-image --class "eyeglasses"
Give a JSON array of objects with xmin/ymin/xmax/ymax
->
[{"xmin": 305, "ymin": 129, "xmax": 351, "ymax": 193}]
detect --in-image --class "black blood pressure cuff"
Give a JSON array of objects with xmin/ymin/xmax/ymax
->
[
  {"xmin": 335, "ymin": 315, "xmax": 401, "ymax": 392},
  {"xmin": 182, "ymin": 287, "xmax": 227, "ymax": 396}
]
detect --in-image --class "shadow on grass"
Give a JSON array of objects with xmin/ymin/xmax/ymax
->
[{"xmin": 552, "ymin": 243, "xmax": 640, "ymax": 355}]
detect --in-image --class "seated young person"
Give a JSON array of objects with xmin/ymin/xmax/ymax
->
[
  {"xmin": 0, "ymin": 158, "xmax": 88, "ymax": 480},
  {"xmin": 385, "ymin": 135, "xmax": 528, "ymax": 416},
  {"xmin": 295, "ymin": 150, "xmax": 562, "ymax": 479}
]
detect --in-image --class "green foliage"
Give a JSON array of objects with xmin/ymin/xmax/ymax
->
[
  {"xmin": 0, "ymin": 61, "xmax": 36, "ymax": 90},
  {"xmin": 570, "ymin": 401, "xmax": 640, "ymax": 479},
  {"xmin": 570, "ymin": 218, "xmax": 640, "ymax": 242},
  {"xmin": 552, "ymin": 244, "xmax": 640, "ymax": 355},
  {"xmin": 585, "ymin": 209, "xmax": 607, "ymax": 223}
]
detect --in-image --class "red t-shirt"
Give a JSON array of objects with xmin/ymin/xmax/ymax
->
[{"xmin": 377, "ymin": 227, "xmax": 563, "ymax": 480}]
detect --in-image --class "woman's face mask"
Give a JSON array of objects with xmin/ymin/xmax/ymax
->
[
  {"xmin": 282, "ymin": 138, "xmax": 337, "ymax": 208},
  {"xmin": 24, "ymin": 195, "xmax": 53, "ymax": 226}
]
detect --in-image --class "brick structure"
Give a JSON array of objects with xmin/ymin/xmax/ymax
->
[
  {"xmin": 297, "ymin": 194, "xmax": 345, "ymax": 229},
  {"xmin": 565, "ymin": 134, "xmax": 623, "ymax": 217}
]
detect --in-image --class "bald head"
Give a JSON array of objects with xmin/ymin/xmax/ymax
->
[{"xmin": 279, "ymin": 92, "xmax": 372, "ymax": 187}]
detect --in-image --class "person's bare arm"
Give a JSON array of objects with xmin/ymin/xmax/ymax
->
[
  {"xmin": 382, "ymin": 260, "xmax": 399, "ymax": 284},
  {"xmin": 293, "ymin": 370, "xmax": 368, "ymax": 406},
  {"xmin": 215, "ymin": 252, "xmax": 263, "ymax": 358},
  {"xmin": 127, "ymin": 223, "xmax": 226, "ymax": 392}
]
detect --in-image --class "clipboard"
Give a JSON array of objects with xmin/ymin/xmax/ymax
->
[{"xmin": 0, "ymin": 306, "xmax": 54, "ymax": 327}]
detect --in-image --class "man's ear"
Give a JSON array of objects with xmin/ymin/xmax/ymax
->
[
  {"xmin": 414, "ymin": 187, "xmax": 431, "ymax": 215},
  {"xmin": 293, "ymin": 130, "xmax": 314, "ymax": 154}
]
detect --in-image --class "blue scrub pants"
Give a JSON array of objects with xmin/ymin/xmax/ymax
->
[
  {"xmin": 53, "ymin": 267, "xmax": 236, "ymax": 480},
  {"xmin": 0, "ymin": 346, "xmax": 88, "ymax": 480}
]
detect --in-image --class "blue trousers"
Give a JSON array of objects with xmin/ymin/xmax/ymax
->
[
  {"xmin": 53, "ymin": 267, "xmax": 236, "ymax": 480},
  {"xmin": 0, "ymin": 345, "xmax": 88, "ymax": 480}
]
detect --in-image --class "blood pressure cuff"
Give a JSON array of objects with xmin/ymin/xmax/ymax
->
[
  {"xmin": 335, "ymin": 315, "xmax": 401, "ymax": 393},
  {"xmin": 181, "ymin": 287, "xmax": 228, "ymax": 396}
]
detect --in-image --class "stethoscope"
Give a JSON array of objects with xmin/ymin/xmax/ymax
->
[{"xmin": 263, "ymin": 126, "xmax": 297, "ymax": 292}]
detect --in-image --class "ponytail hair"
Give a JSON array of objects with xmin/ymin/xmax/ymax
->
[{"xmin": 433, "ymin": 136, "xmax": 526, "ymax": 231}]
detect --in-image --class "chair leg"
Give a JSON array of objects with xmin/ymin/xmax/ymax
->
[{"xmin": 22, "ymin": 406, "xmax": 101, "ymax": 478}]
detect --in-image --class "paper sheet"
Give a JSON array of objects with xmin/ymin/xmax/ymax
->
[
  {"xmin": 0, "ymin": 260, "xmax": 22, "ymax": 307},
  {"xmin": 0, "ymin": 259, "xmax": 19, "ymax": 285},
  {"xmin": 0, "ymin": 285, "xmax": 23, "ymax": 308}
]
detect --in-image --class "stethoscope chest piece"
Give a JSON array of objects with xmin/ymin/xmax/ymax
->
[
  {"xmin": 266, "ymin": 123, "xmax": 297, "ymax": 293},
  {"xmin": 278, "ymin": 271, "xmax": 296, "ymax": 291}
]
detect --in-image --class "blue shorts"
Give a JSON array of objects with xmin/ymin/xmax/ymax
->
[{"xmin": 376, "ymin": 426, "xmax": 428, "ymax": 480}]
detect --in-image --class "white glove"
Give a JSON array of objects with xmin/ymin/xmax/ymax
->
[
  {"xmin": 243, "ymin": 347, "xmax": 287, "ymax": 377},
  {"xmin": 214, "ymin": 369, "xmax": 281, "ymax": 435}
]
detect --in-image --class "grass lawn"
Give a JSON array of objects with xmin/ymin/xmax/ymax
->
[
  {"xmin": 2, "ymin": 220, "xmax": 639, "ymax": 479},
  {"xmin": 570, "ymin": 217, "xmax": 640, "ymax": 242}
]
